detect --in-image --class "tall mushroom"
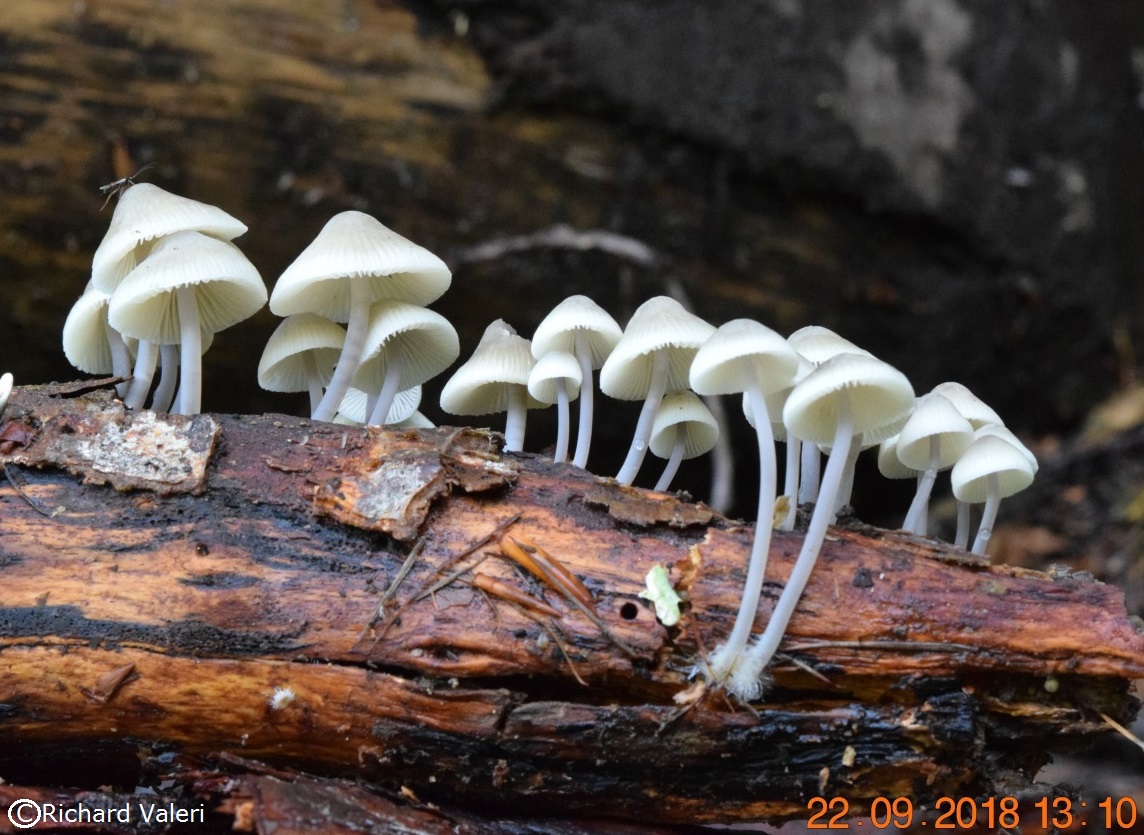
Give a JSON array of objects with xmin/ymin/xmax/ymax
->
[
  {"xmin": 439, "ymin": 320, "xmax": 543, "ymax": 452},
  {"xmin": 108, "ymin": 231, "xmax": 266, "ymax": 415},
  {"xmin": 531, "ymin": 296, "xmax": 622, "ymax": 468},
  {"xmin": 689, "ymin": 318, "xmax": 801, "ymax": 689},
  {"xmin": 600, "ymin": 297, "xmax": 715, "ymax": 485},
  {"xmin": 896, "ymin": 392, "xmax": 974, "ymax": 536},
  {"xmin": 723, "ymin": 352, "xmax": 914, "ymax": 699},
  {"xmin": 269, "ymin": 211, "xmax": 451, "ymax": 423}
]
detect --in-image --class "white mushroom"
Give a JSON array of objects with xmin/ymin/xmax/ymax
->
[
  {"xmin": 439, "ymin": 320, "xmax": 543, "ymax": 452},
  {"xmin": 951, "ymin": 429, "xmax": 1037, "ymax": 554},
  {"xmin": 600, "ymin": 297, "xmax": 715, "ymax": 485},
  {"xmin": 532, "ymin": 296, "xmax": 622, "ymax": 468},
  {"xmin": 648, "ymin": 390, "xmax": 719, "ymax": 492},
  {"xmin": 108, "ymin": 231, "xmax": 266, "ymax": 415},
  {"xmin": 351, "ymin": 300, "xmax": 459, "ymax": 426},
  {"xmin": 896, "ymin": 392, "xmax": 974, "ymax": 536},
  {"xmin": 258, "ymin": 313, "xmax": 347, "ymax": 416},
  {"xmin": 527, "ymin": 350, "xmax": 584, "ymax": 463},
  {"xmin": 269, "ymin": 211, "xmax": 451, "ymax": 423},
  {"xmin": 0, "ymin": 372, "xmax": 12, "ymax": 420},
  {"xmin": 62, "ymin": 283, "xmax": 135, "ymax": 397}
]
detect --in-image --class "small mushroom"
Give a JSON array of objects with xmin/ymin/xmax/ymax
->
[
  {"xmin": 951, "ymin": 428, "xmax": 1037, "ymax": 554},
  {"xmin": 0, "ymin": 372, "xmax": 12, "ymax": 420},
  {"xmin": 896, "ymin": 392, "xmax": 974, "ymax": 536},
  {"xmin": 532, "ymin": 296, "xmax": 622, "ymax": 468},
  {"xmin": 648, "ymin": 390, "xmax": 719, "ymax": 492},
  {"xmin": 108, "ymin": 231, "xmax": 266, "ymax": 415},
  {"xmin": 351, "ymin": 300, "xmax": 459, "ymax": 427},
  {"xmin": 600, "ymin": 297, "xmax": 715, "ymax": 485},
  {"xmin": 439, "ymin": 320, "xmax": 543, "ymax": 452},
  {"xmin": 269, "ymin": 211, "xmax": 451, "ymax": 423},
  {"xmin": 62, "ymin": 283, "xmax": 135, "ymax": 397},
  {"xmin": 258, "ymin": 313, "xmax": 347, "ymax": 416},
  {"xmin": 527, "ymin": 350, "xmax": 583, "ymax": 463},
  {"xmin": 336, "ymin": 386, "xmax": 423, "ymax": 426}
]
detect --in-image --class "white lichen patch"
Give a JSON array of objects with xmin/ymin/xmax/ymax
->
[
  {"xmin": 76, "ymin": 411, "xmax": 210, "ymax": 483},
  {"xmin": 269, "ymin": 686, "xmax": 296, "ymax": 710}
]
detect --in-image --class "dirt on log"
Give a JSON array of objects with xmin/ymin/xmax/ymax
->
[{"xmin": 1, "ymin": 381, "xmax": 1143, "ymax": 828}]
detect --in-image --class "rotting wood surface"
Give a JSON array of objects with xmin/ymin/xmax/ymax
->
[{"xmin": 1, "ymin": 382, "xmax": 1143, "ymax": 827}]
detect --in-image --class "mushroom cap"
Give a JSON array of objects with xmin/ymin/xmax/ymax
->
[
  {"xmin": 394, "ymin": 410, "xmax": 436, "ymax": 429},
  {"xmin": 269, "ymin": 211, "xmax": 451, "ymax": 321},
  {"xmin": 108, "ymin": 231, "xmax": 267, "ymax": 344},
  {"xmin": 877, "ymin": 435, "xmax": 916, "ymax": 479},
  {"xmin": 930, "ymin": 381, "xmax": 1004, "ymax": 429},
  {"xmin": 350, "ymin": 300, "xmax": 459, "ymax": 394},
  {"xmin": 950, "ymin": 434, "xmax": 1037, "ymax": 503},
  {"xmin": 258, "ymin": 313, "xmax": 347, "ymax": 393},
  {"xmin": 599, "ymin": 296, "xmax": 716, "ymax": 400},
  {"xmin": 531, "ymin": 295, "xmax": 623, "ymax": 367},
  {"xmin": 895, "ymin": 392, "xmax": 975, "ymax": 471},
  {"xmin": 650, "ymin": 390, "xmax": 720, "ymax": 459},
  {"xmin": 972, "ymin": 424, "xmax": 1038, "ymax": 468},
  {"xmin": 787, "ymin": 325, "xmax": 873, "ymax": 366},
  {"xmin": 690, "ymin": 318, "xmax": 801, "ymax": 396},
  {"xmin": 336, "ymin": 385, "xmax": 422, "ymax": 425},
  {"xmin": 439, "ymin": 320, "xmax": 544, "ymax": 416},
  {"xmin": 527, "ymin": 350, "xmax": 583, "ymax": 404},
  {"xmin": 63, "ymin": 284, "xmax": 136, "ymax": 374},
  {"xmin": 782, "ymin": 352, "xmax": 915, "ymax": 445},
  {"xmin": 91, "ymin": 184, "xmax": 248, "ymax": 293}
]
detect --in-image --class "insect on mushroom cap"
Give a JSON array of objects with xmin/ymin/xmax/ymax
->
[
  {"xmin": 91, "ymin": 183, "xmax": 249, "ymax": 294},
  {"xmin": 269, "ymin": 211, "xmax": 451, "ymax": 322}
]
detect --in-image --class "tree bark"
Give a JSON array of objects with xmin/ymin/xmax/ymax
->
[{"xmin": 1, "ymin": 381, "xmax": 1143, "ymax": 828}]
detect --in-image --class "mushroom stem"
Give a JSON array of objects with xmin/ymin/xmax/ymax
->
[
  {"xmin": 972, "ymin": 472, "xmax": 1001, "ymax": 555},
  {"xmin": 706, "ymin": 383, "xmax": 778, "ymax": 689},
  {"xmin": 312, "ymin": 281, "xmax": 369, "ymax": 423},
  {"xmin": 0, "ymin": 373, "xmax": 12, "ymax": 420},
  {"xmin": 503, "ymin": 386, "xmax": 528, "ymax": 452},
  {"xmin": 571, "ymin": 332, "xmax": 594, "ymax": 468},
  {"xmin": 653, "ymin": 426, "xmax": 685, "ymax": 492},
  {"xmin": 553, "ymin": 380, "xmax": 571, "ymax": 463},
  {"xmin": 798, "ymin": 441, "xmax": 820, "ymax": 504},
  {"xmin": 902, "ymin": 437, "xmax": 942, "ymax": 535},
  {"xmin": 367, "ymin": 354, "xmax": 405, "ymax": 426},
  {"xmin": 123, "ymin": 340, "xmax": 159, "ymax": 411},
  {"xmin": 304, "ymin": 352, "xmax": 325, "ymax": 416},
  {"xmin": 955, "ymin": 501, "xmax": 971, "ymax": 549},
  {"xmin": 832, "ymin": 434, "xmax": 863, "ymax": 518},
  {"xmin": 615, "ymin": 350, "xmax": 669, "ymax": 485},
  {"xmin": 104, "ymin": 322, "xmax": 132, "ymax": 397},
  {"xmin": 779, "ymin": 436, "xmax": 800, "ymax": 531},
  {"xmin": 734, "ymin": 392, "xmax": 853, "ymax": 696},
  {"xmin": 150, "ymin": 344, "xmax": 180, "ymax": 414},
  {"xmin": 176, "ymin": 286, "xmax": 203, "ymax": 415}
]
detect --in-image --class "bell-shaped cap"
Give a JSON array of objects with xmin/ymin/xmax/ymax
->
[
  {"xmin": 690, "ymin": 318, "xmax": 801, "ymax": 396},
  {"xmin": 531, "ymin": 295, "xmax": 622, "ymax": 367},
  {"xmin": 92, "ymin": 184, "xmax": 248, "ymax": 293},
  {"xmin": 258, "ymin": 313, "xmax": 346, "ymax": 393},
  {"xmin": 950, "ymin": 433, "xmax": 1037, "ymax": 503},
  {"xmin": 787, "ymin": 325, "xmax": 873, "ymax": 366},
  {"xmin": 877, "ymin": 435, "xmax": 916, "ymax": 479},
  {"xmin": 599, "ymin": 296, "xmax": 715, "ymax": 400},
  {"xmin": 782, "ymin": 352, "xmax": 915, "ymax": 446},
  {"xmin": 269, "ymin": 211, "xmax": 451, "ymax": 321},
  {"xmin": 650, "ymin": 390, "xmax": 720, "ymax": 459},
  {"xmin": 527, "ymin": 350, "xmax": 583, "ymax": 404},
  {"xmin": 351, "ymin": 300, "xmax": 459, "ymax": 394},
  {"xmin": 440, "ymin": 320, "xmax": 544, "ymax": 416},
  {"xmin": 972, "ymin": 424, "xmax": 1037, "ymax": 468},
  {"xmin": 895, "ymin": 392, "xmax": 975, "ymax": 471},
  {"xmin": 108, "ymin": 231, "xmax": 267, "ymax": 344},
  {"xmin": 930, "ymin": 381, "xmax": 1004, "ymax": 429}
]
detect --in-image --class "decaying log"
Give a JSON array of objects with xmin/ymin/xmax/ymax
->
[{"xmin": 1, "ymin": 381, "xmax": 1143, "ymax": 828}]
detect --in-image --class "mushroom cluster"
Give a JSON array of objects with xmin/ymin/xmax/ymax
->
[{"xmin": 67, "ymin": 185, "xmax": 1040, "ymax": 703}]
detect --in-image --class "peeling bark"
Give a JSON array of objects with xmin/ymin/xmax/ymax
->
[{"xmin": 1, "ymin": 382, "xmax": 1142, "ymax": 828}]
